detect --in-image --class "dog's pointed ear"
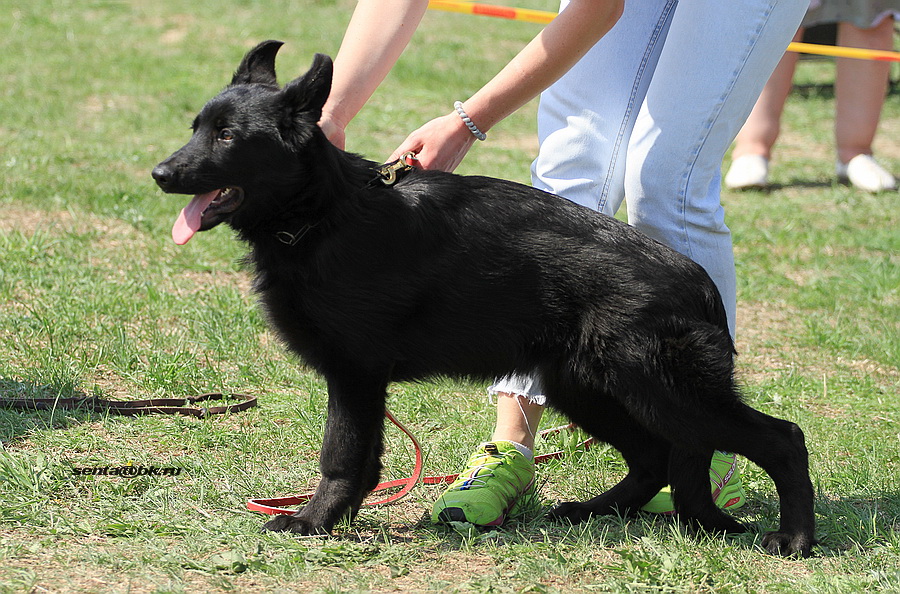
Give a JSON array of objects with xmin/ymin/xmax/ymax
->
[
  {"xmin": 281, "ymin": 53, "xmax": 333, "ymax": 122},
  {"xmin": 232, "ymin": 40, "xmax": 284, "ymax": 86}
]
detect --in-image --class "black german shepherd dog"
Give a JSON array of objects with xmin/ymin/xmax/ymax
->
[{"xmin": 152, "ymin": 41, "xmax": 815, "ymax": 556}]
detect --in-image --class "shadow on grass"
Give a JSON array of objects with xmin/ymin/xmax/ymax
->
[
  {"xmin": 768, "ymin": 179, "xmax": 837, "ymax": 191},
  {"xmin": 812, "ymin": 494, "xmax": 900, "ymax": 556},
  {"xmin": 340, "ymin": 489, "xmax": 900, "ymax": 560},
  {"xmin": 0, "ymin": 377, "xmax": 98, "ymax": 444},
  {"xmin": 726, "ymin": 179, "xmax": 835, "ymax": 194}
]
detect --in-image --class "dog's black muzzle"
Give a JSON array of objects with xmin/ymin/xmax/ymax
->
[{"xmin": 151, "ymin": 161, "xmax": 179, "ymax": 193}]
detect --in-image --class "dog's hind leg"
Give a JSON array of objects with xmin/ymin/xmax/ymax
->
[
  {"xmin": 640, "ymin": 323, "xmax": 815, "ymax": 556},
  {"xmin": 548, "ymin": 443, "xmax": 669, "ymax": 523},
  {"xmin": 667, "ymin": 446, "xmax": 746, "ymax": 534},
  {"xmin": 546, "ymin": 388, "xmax": 670, "ymax": 523},
  {"xmin": 652, "ymin": 401, "xmax": 815, "ymax": 557},
  {"xmin": 718, "ymin": 406, "xmax": 816, "ymax": 557},
  {"xmin": 262, "ymin": 371, "xmax": 387, "ymax": 535}
]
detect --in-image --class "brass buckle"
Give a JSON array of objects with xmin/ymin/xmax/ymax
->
[{"xmin": 377, "ymin": 151, "xmax": 417, "ymax": 186}]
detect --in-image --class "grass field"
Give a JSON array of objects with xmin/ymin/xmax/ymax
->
[{"xmin": 1, "ymin": 1, "xmax": 899, "ymax": 592}]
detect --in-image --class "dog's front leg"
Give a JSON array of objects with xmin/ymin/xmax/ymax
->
[{"xmin": 262, "ymin": 372, "xmax": 387, "ymax": 535}]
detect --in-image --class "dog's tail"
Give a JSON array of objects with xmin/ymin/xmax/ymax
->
[
  {"xmin": 658, "ymin": 317, "xmax": 741, "ymax": 405},
  {"xmin": 694, "ymin": 271, "xmax": 736, "ymax": 356}
]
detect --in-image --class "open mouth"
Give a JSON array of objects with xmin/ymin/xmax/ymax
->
[{"xmin": 172, "ymin": 187, "xmax": 244, "ymax": 245}]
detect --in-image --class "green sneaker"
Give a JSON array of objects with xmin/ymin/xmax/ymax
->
[
  {"xmin": 641, "ymin": 451, "xmax": 746, "ymax": 514},
  {"xmin": 431, "ymin": 441, "xmax": 536, "ymax": 526}
]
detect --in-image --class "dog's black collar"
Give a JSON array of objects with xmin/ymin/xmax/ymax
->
[
  {"xmin": 367, "ymin": 152, "xmax": 417, "ymax": 188},
  {"xmin": 275, "ymin": 154, "xmax": 415, "ymax": 246}
]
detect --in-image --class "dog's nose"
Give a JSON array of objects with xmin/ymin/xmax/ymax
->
[{"xmin": 151, "ymin": 164, "xmax": 174, "ymax": 189}]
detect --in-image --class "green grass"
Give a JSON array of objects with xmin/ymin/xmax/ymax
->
[{"xmin": 1, "ymin": 1, "xmax": 899, "ymax": 591}]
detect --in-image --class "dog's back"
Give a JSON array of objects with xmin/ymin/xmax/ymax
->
[{"xmin": 253, "ymin": 166, "xmax": 731, "ymax": 389}]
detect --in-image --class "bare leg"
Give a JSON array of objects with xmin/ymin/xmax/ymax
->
[
  {"xmin": 834, "ymin": 18, "xmax": 894, "ymax": 164},
  {"xmin": 492, "ymin": 392, "xmax": 544, "ymax": 450},
  {"xmin": 731, "ymin": 28, "xmax": 804, "ymax": 160}
]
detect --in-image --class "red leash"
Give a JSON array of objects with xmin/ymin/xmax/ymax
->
[{"xmin": 247, "ymin": 410, "xmax": 594, "ymax": 516}]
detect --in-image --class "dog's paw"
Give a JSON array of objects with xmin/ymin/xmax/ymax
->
[
  {"xmin": 546, "ymin": 501, "xmax": 594, "ymax": 524},
  {"xmin": 761, "ymin": 530, "xmax": 814, "ymax": 558},
  {"xmin": 261, "ymin": 514, "xmax": 331, "ymax": 536},
  {"xmin": 714, "ymin": 516, "xmax": 748, "ymax": 534},
  {"xmin": 685, "ymin": 513, "xmax": 748, "ymax": 535}
]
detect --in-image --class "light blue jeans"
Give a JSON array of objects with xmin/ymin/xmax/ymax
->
[{"xmin": 491, "ymin": 0, "xmax": 807, "ymax": 403}]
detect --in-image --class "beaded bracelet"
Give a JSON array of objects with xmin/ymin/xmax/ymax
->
[{"xmin": 454, "ymin": 101, "xmax": 487, "ymax": 141}]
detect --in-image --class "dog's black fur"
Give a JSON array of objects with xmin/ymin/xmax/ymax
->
[{"xmin": 153, "ymin": 41, "xmax": 816, "ymax": 556}]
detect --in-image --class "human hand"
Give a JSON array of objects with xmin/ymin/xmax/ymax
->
[
  {"xmin": 319, "ymin": 113, "xmax": 347, "ymax": 150},
  {"xmin": 388, "ymin": 111, "xmax": 477, "ymax": 173}
]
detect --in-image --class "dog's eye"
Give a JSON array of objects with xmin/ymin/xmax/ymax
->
[{"xmin": 218, "ymin": 129, "xmax": 235, "ymax": 141}]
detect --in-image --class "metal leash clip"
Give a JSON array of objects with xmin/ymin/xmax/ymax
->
[{"xmin": 374, "ymin": 151, "xmax": 418, "ymax": 186}]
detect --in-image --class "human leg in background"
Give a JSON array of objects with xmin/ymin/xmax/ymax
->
[
  {"xmin": 834, "ymin": 16, "xmax": 897, "ymax": 191},
  {"xmin": 492, "ymin": 392, "xmax": 544, "ymax": 450},
  {"xmin": 621, "ymin": 0, "xmax": 807, "ymax": 512},
  {"xmin": 531, "ymin": 0, "xmax": 676, "ymax": 214},
  {"xmin": 725, "ymin": 29, "xmax": 804, "ymax": 189}
]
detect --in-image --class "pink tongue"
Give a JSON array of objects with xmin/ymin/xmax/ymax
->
[{"xmin": 172, "ymin": 190, "xmax": 220, "ymax": 245}]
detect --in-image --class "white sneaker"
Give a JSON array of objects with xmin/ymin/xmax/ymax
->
[
  {"xmin": 724, "ymin": 154, "xmax": 769, "ymax": 189},
  {"xmin": 836, "ymin": 154, "xmax": 897, "ymax": 192}
]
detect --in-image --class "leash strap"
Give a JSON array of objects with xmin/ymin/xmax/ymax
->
[
  {"xmin": 247, "ymin": 409, "xmax": 425, "ymax": 515},
  {"xmin": 0, "ymin": 392, "xmax": 257, "ymax": 418},
  {"xmin": 246, "ymin": 412, "xmax": 594, "ymax": 516}
]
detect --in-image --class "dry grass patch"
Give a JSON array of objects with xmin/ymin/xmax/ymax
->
[
  {"xmin": 735, "ymin": 300, "xmax": 897, "ymax": 392},
  {"xmin": 1, "ymin": 206, "xmax": 113, "ymax": 236},
  {"xmin": 735, "ymin": 300, "xmax": 803, "ymax": 381}
]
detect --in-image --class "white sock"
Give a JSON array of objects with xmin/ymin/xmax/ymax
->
[{"xmin": 507, "ymin": 440, "xmax": 534, "ymax": 461}]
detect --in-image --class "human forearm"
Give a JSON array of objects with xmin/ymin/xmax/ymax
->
[
  {"xmin": 321, "ymin": 0, "xmax": 429, "ymax": 139},
  {"xmin": 461, "ymin": 0, "xmax": 624, "ymax": 133},
  {"xmin": 391, "ymin": 0, "xmax": 624, "ymax": 170}
]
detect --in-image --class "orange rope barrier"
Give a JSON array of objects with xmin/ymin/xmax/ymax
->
[{"xmin": 427, "ymin": 0, "xmax": 900, "ymax": 62}]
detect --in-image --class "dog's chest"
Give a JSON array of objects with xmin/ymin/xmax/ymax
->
[{"xmin": 253, "ymin": 262, "xmax": 363, "ymax": 342}]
